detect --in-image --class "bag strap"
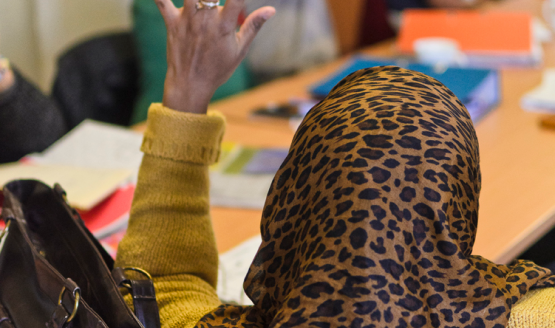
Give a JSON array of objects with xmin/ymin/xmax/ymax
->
[
  {"xmin": 1, "ymin": 180, "xmax": 141, "ymax": 328},
  {"xmin": 112, "ymin": 267, "xmax": 161, "ymax": 328}
]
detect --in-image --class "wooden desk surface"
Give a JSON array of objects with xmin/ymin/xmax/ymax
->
[{"xmin": 142, "ymin": 0, "xmax": 555, "ymax": 264}]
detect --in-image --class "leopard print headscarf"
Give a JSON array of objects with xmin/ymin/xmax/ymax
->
[{"xmin": 197, "ymin": 67, "xmax": 555, "ymax": 328}]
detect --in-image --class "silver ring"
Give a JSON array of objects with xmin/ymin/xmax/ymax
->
[{"xmin": 196, "ymin": 0, "xmax": 220, "ymax": 10}]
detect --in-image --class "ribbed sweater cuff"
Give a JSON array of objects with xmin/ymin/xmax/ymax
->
[{"xmin": 141, "ymin": 104, "xmax": 226, "ymax": 165}]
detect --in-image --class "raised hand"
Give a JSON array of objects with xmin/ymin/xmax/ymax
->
[{"xmin": 155, "ymin": 0, "xmax": 275, "ymax": 114}]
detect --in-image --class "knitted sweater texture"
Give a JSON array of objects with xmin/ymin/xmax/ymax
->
[{"xmin": 115, "ymin": 104, "xmax": 555, "ymax": 328}]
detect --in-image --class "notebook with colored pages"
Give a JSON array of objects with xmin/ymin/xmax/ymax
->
[
  {"xmin": 76, "ymin": 184, "xmax": 135, "ymax": 239},
  {"xmin": 309, "ymin": 57, "xmax": 500, "ymax": 125},
  {"xmin": 397, "ymin": 10, "xmax": 538, "ymax": 67},
  {"xmin": 209, "ymin": 142, "xmax": 289, "ymax": 209}
]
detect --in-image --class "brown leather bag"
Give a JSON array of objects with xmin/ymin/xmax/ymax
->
[{"xmin": 0, "ymin": 180, "xmax": 161, "ymax": 328}]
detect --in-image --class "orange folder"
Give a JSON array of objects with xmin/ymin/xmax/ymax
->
[{"xmin": 397, "ymin": 10, "xmax": 532, "ymax": 55}]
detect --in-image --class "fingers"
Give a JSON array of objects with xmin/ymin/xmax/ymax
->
[
  {"xmin": 236, "ymin": 6, "xmax": 275, "ymax": 53},
  {"xmin": 182, "ymin": 0, "xmax": 198, "ymax": 16},
  {"xmin": 155, "ymin": 0, "xmax": 178, "ymax": 24},
  {"xmin": 221, "ymin": 0, "xmax": 245, "ymax": 32}
]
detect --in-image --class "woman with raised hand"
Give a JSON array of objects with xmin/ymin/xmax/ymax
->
[{"xmin": 115, "ymin": 0, "xmax": 555, "ymax": 327}]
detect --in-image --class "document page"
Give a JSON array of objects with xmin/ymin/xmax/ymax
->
[
  {"xmin": 217, "ymin": 235, "xmax": 262, "ymax": 305},
  {"xmin": 32, "ymin": 120, "xmax": 144, "ymax": 173},
  {"xmin": 0, "ymin": 163, "xmax": 131, "ymax": 210},
  {"xmin": 209, "ymin": 143, "xmax": 288, "ymax": 209}
]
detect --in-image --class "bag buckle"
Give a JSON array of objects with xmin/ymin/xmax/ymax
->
[
  {"xmin": 121, "ymin": 267, "xmax": 153, "ymax": 287},
  {"xmin": 113, "ymin": 267, "xmax": 161, "ymax": 328},
  {"xmin": 57, "ymin": 285, "xmax": 81, "ymax": 323}
]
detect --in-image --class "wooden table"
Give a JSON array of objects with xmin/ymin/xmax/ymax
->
[{"xmin": 142, "ymin": 0, "xmax": 555, "ymax": 264}]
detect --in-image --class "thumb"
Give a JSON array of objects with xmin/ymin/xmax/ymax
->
[{"xmin": 237, "ymin": 6, "xmax": 275, "ymax": 54}]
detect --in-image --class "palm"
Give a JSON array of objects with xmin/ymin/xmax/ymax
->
[{"xmin": 156, "ymin": 0, "xmax": 275, "ymax": 114}]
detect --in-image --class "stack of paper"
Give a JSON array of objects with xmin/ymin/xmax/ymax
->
[
  {"xmin": 30, "ymin": 120, "xmax": 144, "ymax": 173},
  {"xmin": 9, "ymin": 119, "xmax": 144, "ymax": 211},
  {"xmin": 0, "ymin": 162, "xmax": 131, "ymax": 211},
  {"xmin": 217, "ymin": 235, "xmax": 262, "ymax": 304},
  {"xmin": 0, "ymin": 120, "xmax": 144, "ymax": 236}
]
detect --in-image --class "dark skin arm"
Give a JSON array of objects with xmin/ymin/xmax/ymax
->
[{"xmin": 156, "ymin": 0, "xmax": 275, "ymax": 115}]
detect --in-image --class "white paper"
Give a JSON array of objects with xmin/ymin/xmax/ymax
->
[
  {"xmin": 533, "ymin": 16, "xmax": 552, "ymax": 43},
  {"xmin": 30, "ymin": 120, "xmax": 144, "ymax": 174},
  {"xmin": 0, "ymin": 163, "xmax": 131, "ymax": 210},
  {"xmin": 522, "ymin": 68, "xmax": 555, "ymax": 112},
  {"xmin": 210, "ymin": 173, "xmax": 274, "ymax": 209},
  {"xmin": 217, "ymin": 235, "xmax": 262, "ymax": 305}
]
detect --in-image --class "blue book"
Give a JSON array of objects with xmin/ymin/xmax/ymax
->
[{"xmin": 310, "ymin": 57, "xmax": 500, "ymax": 124}]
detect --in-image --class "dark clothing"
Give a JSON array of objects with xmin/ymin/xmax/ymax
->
[
  {"xmin": 386, "ymin": 0, "xmax": 429, "ymax": 10},
  {"xmin": 0, "ymin": 69, "xmax": 67, "ymax": 163},
  {"xmin": 360, "ymin": 0, "xmax": 397, "ymax": 46},
  {"xmin": 360, "ymin": 0, "xmax": 430, "ymax": 47},
  {"xmin": 51, "ymin": 33, "xmax": 138, "ymax": 129},
  {"xmin": 0, "ymin": 33, "xmax": 139, "ymax": 164}
]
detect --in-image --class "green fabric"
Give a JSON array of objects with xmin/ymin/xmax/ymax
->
[{"xmin": 131, "ymin": 0, "xmax": 251, "ymax": 124}]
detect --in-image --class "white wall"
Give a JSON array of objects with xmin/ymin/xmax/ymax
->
[
  {"xmin": 0, "ymin": 0, "xmax": 41, "ymax": 87},
  {"xmin": 0, "ymin": 0, "xmax": 132, "ymax": 91}
]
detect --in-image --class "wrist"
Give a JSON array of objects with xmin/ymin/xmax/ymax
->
[{"xmin": 162, "ymin": 75, "xmax": 215, "ymax": 115}]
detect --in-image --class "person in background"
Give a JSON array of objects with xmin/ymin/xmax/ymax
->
[
  {"xmin": 0, "ymin": 57, "xmax": 67, "ymax": 163},
  {"xmin": 0, "ymin": 0, "xmax": 337, "ymax": 162},
  {"xmin": 115, "ymin": 0, "xmax": 555, "ymax": 327},
  {"xmin": 242, "ymin": 0, "xmax": 337, "ymax": 83},
  {"xmin": 0, "ymin": 33, "xmax": 138, "ymax": 164}
]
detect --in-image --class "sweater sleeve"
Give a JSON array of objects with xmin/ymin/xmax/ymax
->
[
  {"xmin": 115, "ymin": 103, "xmax": 225, "ymax": 328},
  {"xmin": 508, "ymin": 287, "xmax": 555, "ymax": 328}
]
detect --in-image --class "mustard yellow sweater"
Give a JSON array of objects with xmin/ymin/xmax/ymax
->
[{"xmin": 115, "ymin": 104, "xmax": 555, "ymax": 328}]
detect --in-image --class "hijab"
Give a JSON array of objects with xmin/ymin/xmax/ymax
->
[{"xmin": 196, "ymin": 66, "xmax": 555, "ymax": 328}]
